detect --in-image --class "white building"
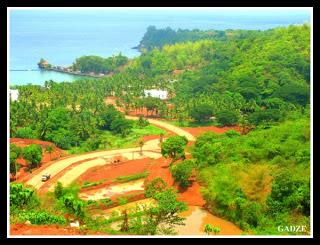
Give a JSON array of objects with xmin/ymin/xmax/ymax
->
[
  {"xmin": 9, "ymin": 89, "xmax": 19, "ymax": 101},
  {"xmin": 144, "ymin": 89, "xmax": 168, "ymax": 100}
]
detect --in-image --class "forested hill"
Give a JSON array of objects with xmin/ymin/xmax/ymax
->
[{"xmin": 136, "ymin": 25, "xmax": 264, "ymax": 52}]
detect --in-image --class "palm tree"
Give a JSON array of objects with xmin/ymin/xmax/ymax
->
[{"xmin": 139, "ymin": 139, "xmax": 144, "ymax": 155}]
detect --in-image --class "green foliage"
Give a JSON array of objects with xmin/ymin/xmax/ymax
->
[
  {"xmin": 99, "ymin": 105, "xmax": 123, "ymax": 130},
  {"xmin": 145, "ymin": 177, "xmax": 168, "ymax": 198},
  {"xmin": 204, "ymin": 224, "xmax": 221, "ymax": 235},
  {"xmin": 216, "ymin": 110, "xmax": 239, "ymax": 126},
  {"xmin": 267, "ymin": 171, "xmax": 310, "ymax": 216},
  {"xmin": 131, "ymin": 187, "xmax": 187, "ymax": 235},
  {"xmin": 196, "ymin": 116, "xmax": 310, "ymax": 234},
  {"xmin": 117, "ymin": 197, "xmax": 128, "ymax": 206},
  {"xmin": 100, "ymin": 198, "xmax": 113, "ymax": 207},
  {"xmin": 170, "ymin": 160, "xmax": 194, "ymax": 188},
  {"xmin": 18, "ymin": 210, "xmax": 66, "ymax": 225},
  {"xmin": 62, "ymin": 194, "xmax": 85, "ymax": 219},
  {"xmin": 272, "ymin": 83, "xmax": 310, "ymax": 106},
  {"xmin": 137, "ymin": 26, "xmax": 252, "ymax": 51},
  {"xmin": 137, "ymin": 116, "xmax": 150, "ymax": 128},
  {"xmin": 72, "ymin": 53, "xmax": 128, "ymax": 74},
  {"xmin": 15, "ymin": 126, "xmax": 38, "ymax": 139},
  {"xmin": 110, "ymin": 117, "xmax": 133, "ymax": 137},
  {"xmin": 10, "ymin": 183, "xmax": 39, "ymax": 209},
  {"xmin": 10, "ymin": 144, "xmax": 22, "ymax": 175},
  {"xmin": 115, "ymin": 171, "xmax": 149, "ymax": 183},
  {"xmin": 22, "ymin": 144, "xmax": 43, "ymax": 169},
  {"xmin": 247, "ymin": 109, "xmax": 284, "ymax": 126},
  {"xmin": 54, "ymin": 182, "xmax": 65, "ymax": 199},
  {"xmin": 190, "ymin": 103, "xmax": 214, "ymax": 123},
  {"xmin": 161, "ymin": 135, "xmax": 188, "ymax": 163},
  {"xmin": 224, "ymin": 130, "xmax": 241, "ymax": 137}
]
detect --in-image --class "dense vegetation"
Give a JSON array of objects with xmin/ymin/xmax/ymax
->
[
  {"xmin": 72, "ymin": 53, "xmax": 128, "ymax": 74},
  {"xmin": 194, "ymin": 112, "xmax": 310, "ymax": 234},
  {"xmin": 10, "ymin": 24, "xmax": 310, "ymax": 235},
  {"xmin": 136, "ymin": 26, "xmax": 262, "ymax": 51}
]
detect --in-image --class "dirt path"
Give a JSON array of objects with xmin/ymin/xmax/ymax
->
[
  {"xmin": 125, "ymin": 116, "xmax": 196, "ymax": 141},
  {"xmin": 79, "ymin": 179, "xmax": 146, "ymax": 201},
  {"xmin": 47, "ymin": 151, "xmax": 161, "ymax": 190},
  {"xmin": 26, "ymin": 147, "xmax": 157, "ymax": 190}
]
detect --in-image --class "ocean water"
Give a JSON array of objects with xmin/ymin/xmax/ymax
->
[{"xmin": 9, "ymin": 8, "xmax": 310, "ymax": 86}]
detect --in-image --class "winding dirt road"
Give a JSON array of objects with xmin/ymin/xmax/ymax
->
[
  {"xmin": 25, "ymin": 117, "xmax": 192, "ymax": 190},
  {"xmin": 125, "ymin": 116, "xmax": 196, "ymax": 141}
]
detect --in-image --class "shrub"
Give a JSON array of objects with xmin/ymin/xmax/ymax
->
[
  {"xmin": 22, "ymin": 144, "xmax": 43, "ymax": 169},
  {"xmin": 145, "ymin": 177, "xmax": 167, "ymax": 198},
  {"xmin": 62, "ymin": 194, "xmax": 85, "ymax": 219},
  {"xmin": 224, "ymin": 130, "xmax": 241, "ymax": 137},
  {"xmin": 161, "ymin": 135, "xmax": 188, "ymax": 164},
  {"xmin": 272, "ymin": 84, "xmax": 310, "ymax": 106},
  {"xmin": 170, "ymin": 160, "xmax": 194, "ymax": 188},
  {"xmin": 110, "ymin": 117, "xmax": 133, "ymax": 136},
  {"xmin": 18, "ymin": 211, "xmax": 66, "ymax": 225},
  {"xmin": 10, "ymin": 183, "xmax": 39, "ymax": 209},
  {"xmin": 54, "ymin": 182, "xmax": 65, "ymax": 199},
  {"xmin": 247, "ymin": 109, "xmax": 283, "ymax": 125},
  {"xmin": 190, "ymin": 103, "xmax": 213, "ymax": 123},
  {"xmin": 216, "ymin": 110, "xmax": 239, "ymax": 126},
  {"xmin": 14, "ymin": 127, "xmax": 38, "ymax": 139},
  {"xmin": 115, "ymin": 172, "xmax": 149, "ymax": 183}
]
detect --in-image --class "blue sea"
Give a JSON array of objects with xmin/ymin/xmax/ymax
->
[{"xmin": 9, "ymin": 8, "xmax": 311, "ymax": 86}]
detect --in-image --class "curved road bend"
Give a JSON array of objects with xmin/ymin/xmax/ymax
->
[{"xmin": 26, "ymin": 117, "xmax": 194, "ymax": 190}]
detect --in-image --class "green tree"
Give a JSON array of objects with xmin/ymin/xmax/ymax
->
[
  {"xmin": 110, "ymin": 117, "xmax": 132, "ymax": 136},
  {"xmin": 247, "ymin": 109, "xmax": 283, "ymax": 126},
  {"xmin": 54, "ymin": 182, "xmax": 65, "ymax": 199},
  {"xmin": 133, "ymin": 188, "xmax": 187, "ymax": 235},
  {"xmin": 145, "ymin": 177, "xmax": 168, "ymax": 198},
  {"xmin": 272, "ymin": 84, "xmax": 310, "ymax": 106},
  {"xmin": 161, "ymin": 136, "xmax": 188, "ymax": 165},
  {"xmin": 190, "ymin": 104, "xmax": 213, "ymax": 123},
  {"xmin": 216, "ymin": 110, "xmax": 239, "ymax": 126},
  {"xmin": 139, "ymin": 139, "xmax": 144, "ymax": 154},
  {"xmin": 10, "ymin": 144, "xmax": 22, "ymax": 178},
  {"xmin": 170, "ymin": 160, "xmax": 194, "ymax": 188},
  {"xmin": 22, "ymin": 144, "xmax": 43, "ymax": 169},
  {"xmin": 10, "ymin": 183, "xmax": 39, "ymax": 209},
  {"xmin": 45, "ymin": 145, "xmax": 54, "ymax": 161}
]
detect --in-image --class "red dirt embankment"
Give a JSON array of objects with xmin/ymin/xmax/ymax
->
[
  {"xmin": 10, "ymin": 138, "xmax": 66, "ymax": 181},
  {"xmin": 10, "ymin": 223, "xmax": 107, "ymax": 235},
  {"xmin": 76, "ymin": 158, "xmax": 154, "ymax": 187},
  {"xmin": 10, "ymin": 138, "xmax": 65, "ymax": 164}
]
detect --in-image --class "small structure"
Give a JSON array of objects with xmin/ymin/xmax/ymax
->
[
  {"xmin": 38, "ymin": 58, "xmax": 49, "ymax": 69},
  {"xmin": 9, "ymin": 89, "xmax": 19, "ymax": 101},
  {"xmin": 144, "ymin": 89, "xmax": 168, "ymax": 100}
]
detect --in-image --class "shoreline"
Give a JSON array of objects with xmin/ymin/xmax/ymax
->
[{"xmin": 40, "ymin": 67, "xmax": 107, "ymax": 78}]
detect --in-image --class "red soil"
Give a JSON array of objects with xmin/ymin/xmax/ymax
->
[
  {"xmin": 142, "ymin": 135, "xmax": 161, "ymax": 142},
  {"xmin": 177, "ymin": 180, "xmax": 205, "ymax": 207},
  {"xmin": 10, "ymin": 138, "xmax": 65, "ymax": 164},
  {"xmin": 76, "ymin": 158, "xmax": 154, "ymax": 186},
  {"xmin": 145, "ymin": 157, "xmax": 174, "ymax": 187},
  {"xmin": 10, "ymin": 138, "xmax": 66, "ymax": 181},
  {"xmin": 10, "ymin": 223, "xmax": 108, "ymax": 235},
  {"xmin": 182, "ymin": 125, "xmax": 242, "ymax": 137}
]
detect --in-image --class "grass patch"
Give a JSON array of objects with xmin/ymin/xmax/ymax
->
[
  {"xmin": 81, "ymin": 179, "xmax": 107, "ymax": 189},
  {"xmin": 68, "ymin": 124, "xmax": 167, "ymax": 154},
  {"xmin": 115, "ymin": 171, "xmax": 149, "ymax": 183},
  {"xmin": 163, "ymin": 119, "xmax": 219, "ymax": 128}
]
